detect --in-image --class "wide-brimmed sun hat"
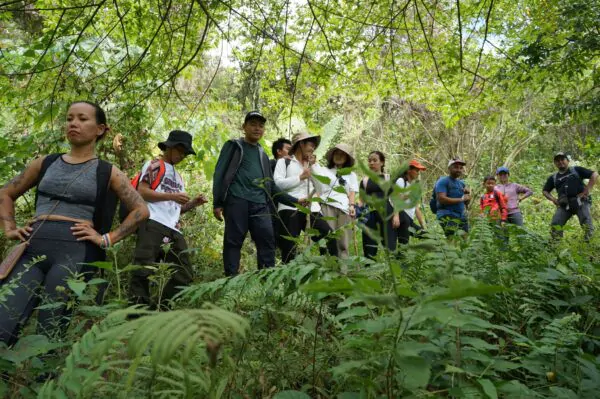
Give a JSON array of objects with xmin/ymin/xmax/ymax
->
[
  {"xmin": 325, "ymin": 143, "xmax": 355, "ymax": 167},
  {"xmin": 158, "ymin": 130, "xmax": 196, "ymax": 155},
  {"xmin": 290, "ymin": 131, "xmax": 321, "ymax": 153}
]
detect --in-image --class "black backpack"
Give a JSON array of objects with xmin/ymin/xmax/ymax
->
[
  {"xmin": 36, "ymin": 153, "xmax": 117, "ymax": 235},
  {"xmin": 553, "ymin": 167, "xmax": 583, "ymax": 198},
  {"xmin": 429, "ymin": 187, "xmax": 438, "ymax": 214}
]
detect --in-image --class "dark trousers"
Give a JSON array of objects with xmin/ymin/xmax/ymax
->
[
  {"xmin": 0, "ymin": 221, "xmax": 100, "ymax": 346},
  {"xmin": 278, "ymin": 209, "xmax": 339, "ymax": 264},
  {"xmin": 223, "ymin": 196, "xmax": 275, "ymax": 276},
  {"xmin": 396, "ymin": 211, "xmax": 423, "ymax": 245},
  {"xmin": 362, "ymin": 207, "xmax": 397, "ymax": 260},
  {"xmin": 439, "ymin": 216, "xmax": 469, "ymax": 237},
  {"xmin": 551, "ymin": 201, "xmax": 594, "ymax": 241},
  {"xmin": 507, "ymin": 211, "xmax": 524, "ymax": 226},
  {"xmin": 130, "ymin": 219, "xmax": 193, "ymax": 308}
]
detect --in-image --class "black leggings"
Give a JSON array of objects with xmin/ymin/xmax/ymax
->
[
  {"xmin": 278, "ymin": 210, "xmax": 338, "ymax": 263},
  {"xmin": 362, "ymin": 205, "xmax": 397, "ymax": 260},
  {"xmin": 0, "ymin": 221, "xmax": 101, "ymax": 345},
  {"xmin": 396, "ymin": 211, "xmax": 423, "ymax": 245}
]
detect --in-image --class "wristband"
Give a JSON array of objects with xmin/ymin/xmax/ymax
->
[{"xmin": 100, "ymin": 233, "xmax": 112, "ymax": 249}]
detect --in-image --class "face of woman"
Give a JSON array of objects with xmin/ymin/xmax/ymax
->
[
  {"xmin": 497, "ymin": 172, "xmax": 509, "ymax": 184},
  {"xmin": 368, "ymin": 153, "xmax": 384, "ymax": 173},
  {"xmin": 407, "ymin": 167, "xmax": 420, "ymax": 180},
  {"xmin": 300, "ymin": 140, "xmax": 316, "ymax": 155},
  {"xmin": 332, "ymin": 150, "xmax": 347, "ymax": 166},
  {"xmin": 66, "ymin": 103, "xmax": 105, "ymax": 145}
]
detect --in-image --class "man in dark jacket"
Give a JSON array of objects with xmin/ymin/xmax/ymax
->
[{"xmin": 213, "ymin": 111, "xmax": 299, "ymax": 276}]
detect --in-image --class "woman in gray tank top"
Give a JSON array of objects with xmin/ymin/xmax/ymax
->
[{"xmin": 0, "ymin": 101, "xmax": 149, "ymax": 346}]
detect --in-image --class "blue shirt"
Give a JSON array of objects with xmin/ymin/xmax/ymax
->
[{"xmin": 435, "ymin": 176, "xmax": 466, "ymax": 219}]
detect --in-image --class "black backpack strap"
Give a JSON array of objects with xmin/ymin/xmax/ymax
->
[
  {"xmin": 93, "ymin": 160, "xmax": 117, "ymax": 235},
  {"xmin": 34, "ymin": 153, "xmax": 63, "ymax": 207}
]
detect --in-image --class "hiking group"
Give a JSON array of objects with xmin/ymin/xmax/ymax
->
[{"xmin": 0, "ymin": 102, "xmax": 597, "ymax": 346}]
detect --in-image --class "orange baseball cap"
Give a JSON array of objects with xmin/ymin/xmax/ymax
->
[{"xmin": 409, "ymin": 159, "xmax": 427, "ymax": 170}]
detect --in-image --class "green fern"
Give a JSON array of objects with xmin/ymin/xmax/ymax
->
[{"xmin": 38, "ymin": 306, "xmax": 248, "ymax": 398}]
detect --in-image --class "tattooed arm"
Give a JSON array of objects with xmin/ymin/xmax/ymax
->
[
  {"xmin": 111, "ymin": 166, "xmax": 149, "ymax": 242},
  {"xmin": 0, "ymin": 157, "xmax": 44, "ymax": 241},
  {"xmin": 71, "ymin": 167, "xmax": 149, "ymax": 246}
]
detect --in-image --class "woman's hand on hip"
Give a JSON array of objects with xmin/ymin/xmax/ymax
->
[
  {"xmin": 5, "ymin": 226, "xmax": 33, "ymax": 242},
  {"xmin": 71, "ymin": 223, "xmax": 102, "ymax": 246}
]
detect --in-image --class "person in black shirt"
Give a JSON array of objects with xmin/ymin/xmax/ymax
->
[{"xmin": 542, "ymin": 152, "xmax": 598, "ymax": 241}]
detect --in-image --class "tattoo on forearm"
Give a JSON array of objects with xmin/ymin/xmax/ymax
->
[
  {"xmin": 117, "ymin": 174, "xmax": 145, "ymax": 210},
  {"xmin": 2, "ymin": 171, "xmax": 25, "ymax": 190},
  {"xmin": 114, "ymin": 209, "xmax": 142, "ymax": 238}
]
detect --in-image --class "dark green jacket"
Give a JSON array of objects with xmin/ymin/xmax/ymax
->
[{"xmin": 212, "ymin": 138, "xmax": 297, "ymax": 209}]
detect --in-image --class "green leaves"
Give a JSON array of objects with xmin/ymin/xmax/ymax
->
[
  {"xmin": 273, "ymin": 391, "xmax": 312, "ymax": 399},
  {"xmin": 0, "ymin": 335, "xmax": 63, "ymax": 365},
  {"xmin": 424, "ymin": 279, "xmax": 510, "ymax": 303},
  {"xmin": 477, "ymin": 378, "xmax": 498, "ymax": 399},
  {"xmin": 301, "ymin": 277, "xmax": 382, "ymax": 295}
]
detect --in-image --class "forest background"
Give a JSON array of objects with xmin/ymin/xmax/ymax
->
[{"xmin": 0, "ymin": 0, "xmax": 599, "ymax": 398}]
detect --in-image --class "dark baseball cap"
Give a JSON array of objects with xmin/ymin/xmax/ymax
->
[
  {"xmin": 244, "ymin": 111, "xmax": 266, "ymax": 123},
  {"xmin": 448, "ymin": 158, "xmax": 466, "ymax": 168}
]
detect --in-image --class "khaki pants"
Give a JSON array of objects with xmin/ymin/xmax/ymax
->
[{"xmin": 321, "ymin": 204, "xmax": 353, "ymax": 258}]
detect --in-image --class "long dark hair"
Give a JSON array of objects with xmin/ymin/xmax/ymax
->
[
  {"xmin": 68, "ymin": 101, "xmax": 108, "ymax": 141},
  {"xmin": 369, "ymin": 150, "xmax": 386, "ymax": 172}
]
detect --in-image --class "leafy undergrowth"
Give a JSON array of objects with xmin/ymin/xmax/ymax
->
[{"xmin": 0, "ymin": 219, "xmax": 598, "ymax": 398}]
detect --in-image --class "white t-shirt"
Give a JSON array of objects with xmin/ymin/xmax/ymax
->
[
  {"xmin": 274, "ymin": 156, "xmax": 320, "ymax": 213},
  {"xmin": 140, "ymin": 160, "xmax": 185, "ymax": 231},
  {"xmin": 396, "ymin": 177, "xmax": 416, "ymax": 220},
  {"xmin": 312, "ymin": 165, "xmax": 359, "ymax": 214}
]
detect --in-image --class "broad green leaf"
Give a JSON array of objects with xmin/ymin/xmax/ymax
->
[
  {"xmin": 0, "ymin": 335, "xmax": 63, "ymax": 364},
  {"xmin": 67, "ymin": 279, "xmax": 87, "ymax": 297},
  {"xmin": 86, "ymin": 261, "xmax": 113, "ymax": 271},
  {"xmin": 311, "ymin": 173, "xmax": 331, "ymax": 184},
  {"xmin": 396, "ymin": 356, "xmax": 430, "ymax": 390},
  {"xmin": 425, "ymin": 280, "xmax": 509, "ymax": 303},
  {"xmin": 273, "ymin": 391, "xmax": 312, "ymax": 399},
  {"xmin": 335, "ymin": 306, "xmax": 370, "ymax": 321},
  {"xmin": 477, "ymin": 378, "xmax": 498, "ymax": 399}
]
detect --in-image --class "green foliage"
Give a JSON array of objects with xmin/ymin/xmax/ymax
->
[{"xmin": 0, "ymin": 0, "xmax": 599, "ymax": 397}]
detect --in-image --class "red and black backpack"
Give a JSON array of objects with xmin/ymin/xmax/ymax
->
[{"xmin": 118, "ymin": 159, "xmax": 166, "ymax": 221}]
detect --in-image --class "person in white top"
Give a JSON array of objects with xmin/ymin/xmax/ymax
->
[
  {"xmin": 395, "ymin": 159, "xmax": 427, "ymax": 246},
  {"xmin": 312, "ymin": 143, "xmax": 359, "ymax": 258},
  {"xmin": 130, "ymin": 130, "xmax": 208, "ymax": 308},
  {"xmin": 274, "ymin": 132, "xmax": 339, "ymax": 263}
]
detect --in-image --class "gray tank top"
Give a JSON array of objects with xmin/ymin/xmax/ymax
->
[{"xmin": 35, "ymin": 156, "xmax": 98, "ymax": 221}]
